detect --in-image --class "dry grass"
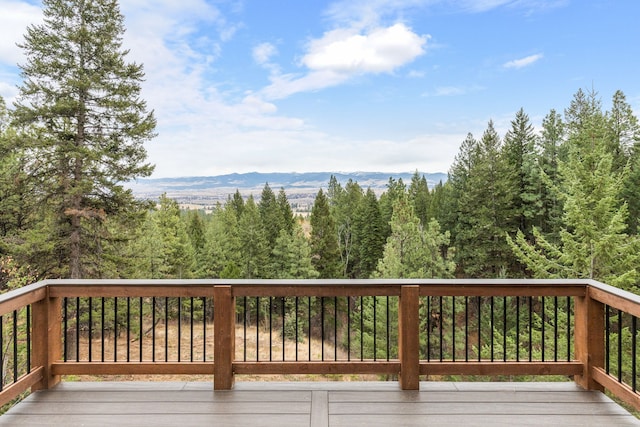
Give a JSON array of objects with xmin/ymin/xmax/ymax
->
[{"xmin": 67, "ymin": 320, "xmax": 378, "ymax": 383}]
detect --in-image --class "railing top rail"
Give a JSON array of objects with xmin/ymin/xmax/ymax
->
[
  {"xmin": 0, "ymin": 280, "xmax": 48, "ymax": 305},
  {"xmin": 586, "ymin": 279, "xmax": 640, "ymax": 306},
  {"xmin": 41, "ymin": 278, "xmax": 593, "ymax": 287}
]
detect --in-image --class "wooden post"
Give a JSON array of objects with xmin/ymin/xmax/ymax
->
[
  {"xmin": 574, "ymin": 287, "xmax": 605, "ymax": 391},
  {"xmin": 399, "ymin": 285, "xmax": 420, "ymax": 390},
  {"xmin": 31, "ymin": 289, "xmax": 61, "ymax": 391},
  {"xmin": 213, "ymin": 286, "xmax": 235, "ymax": 390}
]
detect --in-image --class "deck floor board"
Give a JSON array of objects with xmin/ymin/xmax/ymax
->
[{"xmin": 1, "ymin": 381, "xmax": 638, "ymax": 427}]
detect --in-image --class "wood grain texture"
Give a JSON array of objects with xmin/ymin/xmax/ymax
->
[{"xmin": 1, "ymin": 381, "xmax": 637, "ymax": 427}]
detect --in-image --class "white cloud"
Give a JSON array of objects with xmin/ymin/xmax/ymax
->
[
  {"xmin": 261, "ymin": 23, "xmax": 428, "ymax": 99},
  {"xmin": 253, "ymin": 42, "xmax": 278, "ymax": 66},
  {"xmin": 503, "ymin": 53, "xmax": 544, "ymax": 69},
  {"xmin": 302, "ymin": 24, "xmax": 427, "ymax": 74}
]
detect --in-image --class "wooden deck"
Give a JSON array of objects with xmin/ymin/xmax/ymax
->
[{"xmin": 1, "ymin": 381, "xmax": 638, "ymax": 426}]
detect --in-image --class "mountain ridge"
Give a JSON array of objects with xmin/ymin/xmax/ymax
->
[{"xmin": 126, "ymin": 171, "xmax": 448, "ymax": 208}]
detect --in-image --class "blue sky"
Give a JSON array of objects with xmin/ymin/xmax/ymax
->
[{"xmin": 0, "ymin": 0, "xmax": 638, "ymax": 178}]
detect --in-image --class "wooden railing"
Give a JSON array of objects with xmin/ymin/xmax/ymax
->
[{"xmin": 0, "ymin": 279, "xmax": 637, "ymax": 411}]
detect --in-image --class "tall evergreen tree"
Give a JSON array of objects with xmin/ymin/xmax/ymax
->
[
  {"xmin": 509, "ymin": 109, "xmax": 640, "ymax": 292},
  {"xmin": 12, "ymin": 0, "xmax": 155, "ymax": 278},
  {"xmin": 458, "ymin": 121, "xmax": 512, "ymax": 277},
  {"xmin": 238, "ymin": 196, "xmax": 269, "ymax": 279},
  {"xmin": 277, "ymin": 187, "xmax": 295, "ymax": 236},
  {"xmin": 258, "ymin": 183, "xmax": 281, "ymax": 252},
  {"xmin": 376, "ymin": 194, "xmax": 454, "ymax": 279},
  {"xmin": 408, "ymin": 171, "xmax": 431, "ymax": 226},
  {"xmin": 502, "ymin": 108, "xmax": 541, "ymax": 268},
  {"xmin": 154, "ymin": 194, "xmax": 195, "ymax": 278},
  {"xmin": 353, "ymin": 188, "xmax": 385, "ymax": 278},
  {"xmin": 537, "ymin": 109, "xmax": 566, "ymax": 241},
  {"xmin": 309, "ymin": 189, "xmax": 342, "ymax": 278}
]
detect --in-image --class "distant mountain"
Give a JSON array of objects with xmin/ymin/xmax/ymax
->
[{"xmin": 126, "ymin": 171, "xmax": 447, "ymax": 208}]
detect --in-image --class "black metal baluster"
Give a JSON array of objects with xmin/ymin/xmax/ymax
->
[
  {"xmin": 202, "ymin": 297, "xmax": 207, "ymax": 361},
  {"xmin": 528, "ymin": 296, "xmax": 533, "ymax": 362},
  {"xmin": 503, "ymin": 296, "xmax": 507, "ymax": 362},
  {"xmin": 127, "ymin": 297, "xmax": 131, "ymax": 362},
  {"xmin": 347, "ymin": 296, "xmax": 351, "ymax": 361},
  {"xmin": 269, "ymin": 297, "xmax": 273, "ymax": 362},
  {"xmin": 178, "ymin": 297, "xmax": 182, "ymax": 362},
  {"xmin": 360, "ymin": 296, "xmax": 364, "ymax": 361},
  {"xmin": 13, "ymin": 310, "xmax": 18, "ymax": 383},
  {"xmin": 88, "ymin": 297, "xmax": 93, "ymax": 362},
  {"xmin": 114, "ymin": 297, "xmax": 118, "ymax": 362},
  {"xmin": 452, "ymin": 296, "xmax": 456, "ymax": 362},
  {"xmin": 26, "ymin": 305, "xmax": 31, "ymax": 373},
  {"xmin": 190, "ymin": 297, "xmax": 194, "ymax": 362},
  {"xmin": 554, "ymin": 296, "xmax": 558, "ymax": 362},
  {"xmin": 308, "ymin": 297, "xmax": 312, "ymax": 361},
  {"xmin": 464, "ymin": 296, "xmax": 469, "ymax": 362},
  {"xmin": 632, "ymin": 316, "xmax": 637, "ymax": 392},
  {"xmin": 255, "ymin": 297, "xmax": 259, "ymax": 361},
  {"xmin": 618, "ymin": 309, "xmax": 623, "ymax": 382},
  {"xmin": 101, "ymin": 297, "xmax": 105, "ymax": 362},
  {"xmin": 477, "ymin": 297, "xmax": 481, "ymax": 362},
  {"xmin": 439, "ymin": 296, "xmax": 443, "ymax": 362},
  {"xmin": 75, "ymin": 297, "xmax": 80, "ymax": 362},
  {"xmin": 0, "ymin": 315, "xmax": 4, "ymax": 390},
  {"xmin": 567, "ymin": 297, "xmax": 571, "ymax": 362},
  {"xmin": 516, "ymin": 296, "xmax": 520, "ymax": 362},
  {"xmin": 63, "ymin": 298, "xmax": 68, "ymax": 362},
  {"xmin": 605, "ymin": 305, "xmax": 610, "ymax": 374},
  {"xmin": 242, "ymin": 297, "xmax": 247, "ymax": 362},
  {"xmin": 152, "ymin": 297, "xmax": 156, "ymax": 362},
  {"xmin": 321, "ymin": 297, "xmax": 325, "ymax": 361},
  {"xmin": 541, "ymin": 296, "xmax": 545, "ymax": 362},
  {"xmin": 426, "ymin": 297, "xmax": 431, "ymax": 362},
  {"xmin": 139, "ymin": 297, "xmax": 143, "ymax": 362},
  {"xmin": 373, "ymin": 296, "xmax": 377, "ymax": 361}
]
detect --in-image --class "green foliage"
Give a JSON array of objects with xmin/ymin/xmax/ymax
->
[
  {"xmin": 12, "ymin": 0, "xmax": 155, "ymax": 278},
  {"xmin": 509, "ymin": 90, "xmax": 640, "ymax": 292},
  {"xmin": 376, "ymin": 194, "xmax": 454, "ymax": 279},
  {"xmin": 310, "ymin": 189, "xmax": 342, "ymax": 278}
]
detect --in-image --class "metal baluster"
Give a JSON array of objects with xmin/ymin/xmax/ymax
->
[
  {"xmin": 114, "ymin": 297, "xmax": 118, "ymax": 362},
  {"xmin": 88, "ymin": 297, "xmax": 93, "ymax": 362},
  {"xmin": 516, "ymin": 296, "xmax": 520, "ymax": 362},
  {"xmin": 13, "ymin": 310, "xmax": 18, "ymax": 383}
]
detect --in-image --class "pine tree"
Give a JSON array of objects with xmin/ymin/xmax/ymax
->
[
  {"xmin": 353, "ymin": 188, "xmax": 385, "ymax": 278},
  {"xmin": 408, "ymin": 171, "xmax": 431, "ymax": 226},
  {"xmin": 277, "ymin": 187, "xmax": 295, "ymax": 236},
  {"xmin": 258, "ymin": 182, "xmax": 282, "ymax": 253},
  {"xmin": 270, "ymin": 225, "xmax": 318, "ymax": 279},
  {"xmin": 509, "ymin": 109, "xmax": 640, "ymax": 292},
  {"xmin": 537, "ymin": 109, "xmax": 566, "ymax": 241},
  {"xmin": 154, "ymin": 194, "xmax": 195, "ymax": 279},
  {"xmin": 310, "ymin": 189, "xmax": 342, "ymax": 278},
  {"xmin": 376, "ymin": 194, "xmax": 454, "ymax": 278},
  {"xmin": 12, "ymin": 0, "xmax": 155, "ymax": 278},
  {"xmin": 202, "ymin": 204, "xmax": 241, "ymax": 278},
  {"xmin": 238, "ymin": 196, "xmax": 269, "ymax": 279},
  {"xmin": 502, "ymin": 108, "xmax": 541, "ymax": 241}
]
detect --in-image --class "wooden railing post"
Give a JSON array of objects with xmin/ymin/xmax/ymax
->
[
  {"xmin": 213, "ymin": 285, "xmax": 235, "ymax": 390},
  {"xmin": 31, "ymin": 288, "xmax": 61, "ymax": 391},
  {"xmin": 574, "ymin": 286, "xmax": 605, "ymax": 391},
  {"xmin": 399, "ymin": 285, "xmax": 420, "ymax": 390}
]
